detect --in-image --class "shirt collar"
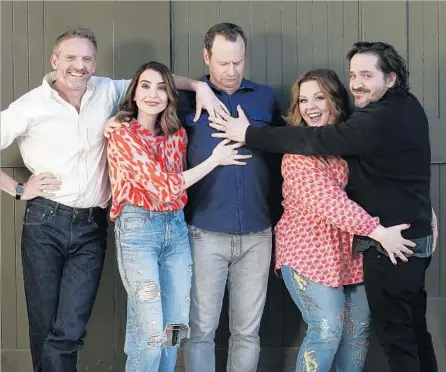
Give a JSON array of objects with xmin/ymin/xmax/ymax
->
[
  {"xmin": 41, "ymin": 72, "xmax": 96, "ymax": 99},
  {"xmin": 200, "ymin": 75, "xmax": 256, "ymax": 94}
]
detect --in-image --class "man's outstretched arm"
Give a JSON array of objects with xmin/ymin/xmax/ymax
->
[{"xmin": 210, "ymin": 102, "xmax": 384, "ymax": 157}]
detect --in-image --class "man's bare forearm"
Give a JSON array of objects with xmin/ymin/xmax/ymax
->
[
  {"xmin": 0, "ymin": 169, "xmax": 19, "ymax": 197},
  {"xmin": 173, "ymin": 75, "xmax": 202, "ymax": 91}
]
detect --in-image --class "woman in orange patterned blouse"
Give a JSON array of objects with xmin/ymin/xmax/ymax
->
[
  {"xmin": 275, "ymin": 69, "xmax": 414, "ymax": 372},
  {"xmin": 107, "ymin": 61, "xmax": 250, "ymax": 372}
]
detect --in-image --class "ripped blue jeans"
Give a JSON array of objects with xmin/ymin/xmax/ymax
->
[
  {"xmin": 281, "ymin": 266, "xmax": 370, "ymax": 372},
  {"xmin": 115, "ymin": 205, "xmax": 192, "ymax": 372}
]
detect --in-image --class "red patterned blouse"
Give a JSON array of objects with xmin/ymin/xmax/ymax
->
[
  {"xmin": 107, "ymin": 120, "xmax": 188, "ymax": 220},
  {"xmin": 275, "ymin": 154, "xmax": 380, "ymax": 287}
]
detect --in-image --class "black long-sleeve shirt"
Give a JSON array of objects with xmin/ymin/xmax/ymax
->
[{"xmin": 246, "ymin": 91, "xmax": 432, "ymax": 239}]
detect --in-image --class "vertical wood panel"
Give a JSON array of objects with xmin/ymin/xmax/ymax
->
[
  {"xmin": 408, "ymin": 1, "xmax": 424, "ymax": 104},
  {"xmin": 440, "ymin": 3, "xmax": 446, "ymax": 120},
  {"xmin": 266, "ymin": 2, "xmax": 283, "ymax": 91},
  {"xmin": 1, "ymin": 169, "xmax": 17, "ymax": 349},
  {"xmin": 296, "ymin": 2, "xmax": 314, "ymax": 76},
  {"xmin": 28, "ymin": 1, "xmax": 44, "ymax": 90},
  {"xmin": 172, "ymin": 2, "xmax": 189, "ymax": 76},
  {"xmin": 1, "ymin": 2, "xmax": 28, "ymax": 167},
  {"xmin": 342, "ymin": 2, "xmax": 360, "ymax": 83},
  {"xmin": 113, "ymin": 1, "xmax": 169, "ymax": 79},
  {"xmin": 0, "ymin": 1, "xmax": 22, "ymax": 167},
  {"xmin": 327, "ymin": 2, "xmax": 345, "ymax": 78},
  {"xmin": 13, "ymin": 1, "xmax": 29, "ymax": 98},
  {"xmin": 1, "ymin": 1, "xmax": 13, "ymax": 110},
  {"xmin": 360, "ymin": 1, "xmax": 407, "ymax": 60},
  {"xmin": 281, "ymin": 1, "xmax": 298, "ymax": 113},
  {"xmin": 250, "ymin": 2, "xmax": 267, "ymax": 85},
  {"xmin": 422, "ymin": 2, "xmax": 440, "ymax": 120},
  {"xmin": 312, "ymin": 2, "xmax": 329, "ymax": 70},
  {"xmin": 187, "ymin": 2, "xmax": 219, "ymax": 80}
]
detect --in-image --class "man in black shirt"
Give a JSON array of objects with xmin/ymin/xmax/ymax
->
[{"xmin": 210, "ymin": 42, "xmax": 438, "ymax": 372}]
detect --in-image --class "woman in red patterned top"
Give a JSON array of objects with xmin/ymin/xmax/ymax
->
[
  {"xmin": 275, "ymin": 69, "xmax": 414, "ymax": 372},
  {"xmin": 107, "ymin": 61, "xmax": 250, "ymax": 372}
]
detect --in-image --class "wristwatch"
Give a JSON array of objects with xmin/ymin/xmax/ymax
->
[{"xmin": 15, "ymin": 183, "xmax": 25, "ymax": 200}]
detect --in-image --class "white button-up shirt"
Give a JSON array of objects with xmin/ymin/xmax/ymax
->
[{"xmin": 1, "ymin": 72, "xmax": 130, "ymax": 208}]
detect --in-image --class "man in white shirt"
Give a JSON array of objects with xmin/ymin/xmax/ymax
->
[{"xmin": 0, "ymin": 27, "xmax": 221, "ymax": 372}]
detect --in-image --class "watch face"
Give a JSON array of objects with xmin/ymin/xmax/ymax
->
[{"xmin": 16, "ymin": 184, "xmax": 25, "ymax": 195}]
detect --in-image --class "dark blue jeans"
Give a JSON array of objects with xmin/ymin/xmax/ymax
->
[{"xmin": 21, "ymin": 197, "xmax": 107, "ymax": 372}]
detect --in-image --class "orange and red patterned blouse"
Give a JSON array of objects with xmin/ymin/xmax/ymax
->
[
  {"xmin": 107, "ymin": 120, "xmax": 188, "ymax": 220},
  {"xmin": 275, "ymin": 154, "xmax": 380, "ymax": 287}
]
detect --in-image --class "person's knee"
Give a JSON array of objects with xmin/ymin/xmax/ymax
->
[
  {"xmin": 309, "ymin": 315, "xmax": 343, "ymax": 346},
  {"xmin": 135, "ymin": 280, "xmax": 161, "ymax": 303}
]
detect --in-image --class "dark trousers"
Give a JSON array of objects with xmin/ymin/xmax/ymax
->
[
  {"xmin": 21, "ymin": 197, "xmax": 107, "ymax": 372},
  {"xmin": 363, "ymin": 246, "xmax": 437, "ymax": 372}
]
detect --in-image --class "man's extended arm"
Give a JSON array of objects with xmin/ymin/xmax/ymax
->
[
  {"xmin": 245, "ymin": 104, "xmax": 383, "ymax": 156},
  {"xmin": 210, "ymin": 101, "xmax": 385, "ymax": 157}
]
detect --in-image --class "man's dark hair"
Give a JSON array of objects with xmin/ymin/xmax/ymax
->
[
  {"xmin": 346, "ymin": 41, "xmax": 410, "ymax": 95},
  {"xmin": 204, "ymin": 23, "xmax": 247, "ymax": 56}
]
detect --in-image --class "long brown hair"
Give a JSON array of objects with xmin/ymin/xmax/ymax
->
[
  {"xmin": 115, "ymin": 61, "xmax": 181, "ymax": 136},
  {"xmin": 287, "ymin": 69, "xmax": 351, "ymax": 126}
]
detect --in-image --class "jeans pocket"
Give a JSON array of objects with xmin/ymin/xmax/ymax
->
[
  {"xmin": 23, "ymin": 205, "xmax": 55, "ymax": 226},
  {"xmin": 118, "ymin": 216, "xmax": 149, "ymax": 235},
  {"xmin": 187, "ymin": 224, "xmax": 203, "ymax": 239}
]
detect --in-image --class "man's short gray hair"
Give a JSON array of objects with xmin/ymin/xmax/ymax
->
[{"xmin": 53, "ymin": 27, "xmax": 98, "ymax": 58}]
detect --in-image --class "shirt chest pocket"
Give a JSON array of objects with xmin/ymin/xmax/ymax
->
[{"xmin": 246, "ymin": 110, "xmax": 273, "ymax": 128}]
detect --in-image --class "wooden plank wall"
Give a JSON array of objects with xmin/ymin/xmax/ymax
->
[{"xmin": 1, "ymin": 1, "xmax": 445, "ymax": 371}]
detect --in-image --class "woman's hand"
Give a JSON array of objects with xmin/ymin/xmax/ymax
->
[
  {"xmin": 210, "ymin": 139, "xmax": 252, "ymax": 166},
  {"xmin": 369, "ymin": 224, "xmax": 416, "ymax": 265}
]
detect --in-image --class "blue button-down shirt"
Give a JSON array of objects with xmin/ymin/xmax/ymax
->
[{"xmin": 179, "ymin": 76, "xmax": 283, "ymax": 234}]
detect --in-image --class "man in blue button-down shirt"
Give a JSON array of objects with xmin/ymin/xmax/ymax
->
[{"xmin": 180, "ymin": 23, "xmax": 284, "ymax": 372}]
